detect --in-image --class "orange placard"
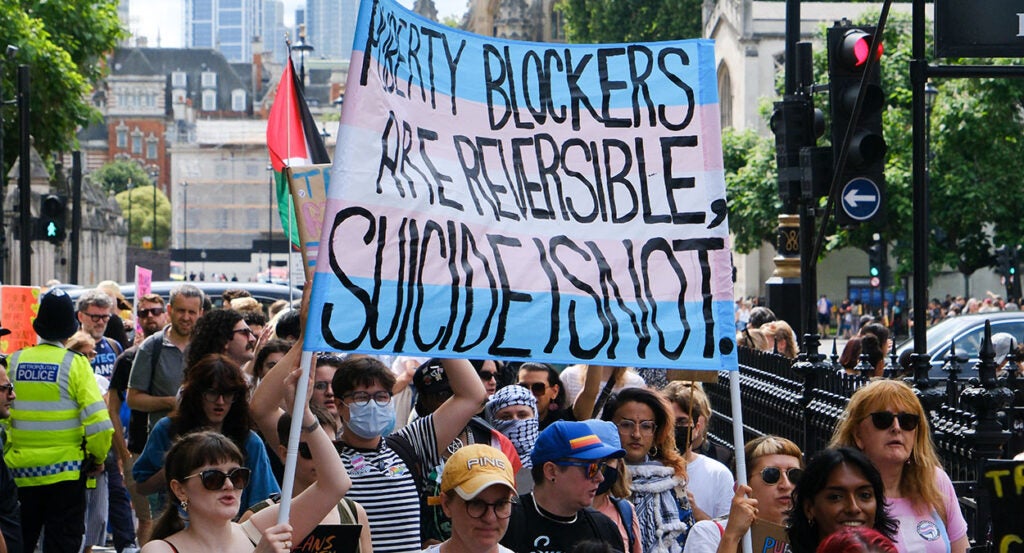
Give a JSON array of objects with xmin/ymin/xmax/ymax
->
[{"xmin": 0, "ymin": 286, "xmax": 42, "ymax": 354}]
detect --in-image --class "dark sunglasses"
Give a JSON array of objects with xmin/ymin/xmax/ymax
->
[
  {"xmin": 478, "ymin": 371, "xmax": 497, "ymax": 381},
  {"xmin": 137, "ymin": 307, "xmax": 165, "ymax": 318},
  {"xmin": 202, "ymin": 389, "xmax": 242, "ymax": 404},
  {"xmin": 518, "ymin": 382, "xmax": 547, "ymax": 396},
  {"xmin": 868, "ymin": 411, "xmax": 920, "ymax": 431},
  {"xmin": 759, "ymin": 466, "xmax": 803, "ymax": 485},
  {"xmin": 84, "ymin": 313, "xmax": 111, "ymax": 323},
  {"xmin": 183, "ymin": 467, "xmax": 251, "ymax": 491},
  {"xmin": 555, "ymin": 459, "xmax": 608, "ymax": 480},
  {"xmin": 0, "ymin": 383, "xmax": 13, "ymax": 394}
]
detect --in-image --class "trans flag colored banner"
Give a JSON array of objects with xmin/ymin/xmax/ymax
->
[{"xmin": 304, "ymin": 0, "xmax": 736, "ymax": 370}]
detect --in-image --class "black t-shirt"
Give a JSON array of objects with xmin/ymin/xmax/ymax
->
[
  {"xmin": 539, "ymin": 407, "xmax": 576, "ymax": 431},
  {"xmin": 500, "ymin": 493, "xmax": 624, "ymax": 553},
  {"xmin": 0, "ymin": 429, "xmax": 23, "ymax": 553},
  {"xmin": 110, "ymin": 346, "xmax": 148, "ymax": 454}
]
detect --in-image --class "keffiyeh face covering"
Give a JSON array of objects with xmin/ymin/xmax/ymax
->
[{"xmin": 486, "ymin": 385, "xmax": 539, "ymax": 468}]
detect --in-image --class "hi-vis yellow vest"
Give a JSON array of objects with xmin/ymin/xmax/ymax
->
[{"xmin": 2, "ymin": 343, "xmax": 113, "ymax": 487}]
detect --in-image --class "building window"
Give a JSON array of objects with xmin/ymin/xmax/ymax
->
[
  {"xmin": 202, "ymin": 90, "xmax": 216, "ymax": 111},
  {"xmin": 172, "ymin": 71, "xmax": 187, "ymax": 88},
  {"xmin": 146, "ymin": 136, "xmax": 159, "ymax": 159},
  {"xmin": 115, "ymin": 122, "xmax": 128, "ymax": 148},
  {"xmin": 231, "ymin": 89, "xmax": 246, "ymax": 112},
  {"xmin": 201, "ymin": 71, "xmax": 217, "ymax": 88},
  {"xmin": 717, "ymin": 63, "xmax": 733, "ymax": 129},
  {"xmin": 131, "ymin": 132, "xmax": 143, "ymax": 154}
]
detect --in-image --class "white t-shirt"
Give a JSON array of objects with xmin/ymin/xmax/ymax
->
[
  {"xmin": 561, "ymin": 365, "xmax": 646, "ymax": 406},
  {"xmin": 687, "ymin": 454, "xmax": 735, "ymax": 519},
  {"xmin": 682, "ymin": 518, "xmax": 727, "ymax": 553},
  {"xmin": 422, "ymin": 544, "xmax": 515, "ymax": 553}
]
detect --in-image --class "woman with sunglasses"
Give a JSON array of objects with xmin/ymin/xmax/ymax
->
[
  {"xmin": 142, "ymin": 419, "xmax": 351, "ymax": 553},
  {"xmin": 787, "ymin": 447, "xmax": 898, "ymax": 553},
  {"xmin": 601, "ymin": 387, "xmax": 694, "ymax": 551},
  {"xmin": 133, "ymin": 354, "xmax": 280, "ymax": 516},
  {"xmin": 830, "ymin": 380, "xmax": 967, "ymax": 553},
  {"xmin": 682, "ymin": 436, "xmax": 802, "ymax": 553}
]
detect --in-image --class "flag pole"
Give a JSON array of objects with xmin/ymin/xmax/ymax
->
[{"xmin": 276, "ymin": 350, "xmax": 314, "ymax": 525}]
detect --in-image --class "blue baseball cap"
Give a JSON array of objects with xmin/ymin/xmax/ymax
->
[
  {"xmin": 531, "ymin": 420, "xmax": 625, "ymax": 466},
  {"xmin": 583, "ymin": 419, "xmax": 622, "ymax": 449}
]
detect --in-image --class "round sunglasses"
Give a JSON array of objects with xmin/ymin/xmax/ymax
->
[
  {"xmin": 868, "ymin": 411, "xmax": 920, "ymax": 431},
  {"xmin": 759, "ymin": 466, "xmax": 803, "ymax": 485},
  {"xmin": 183, "ymin": 467, "xmax": 251, "ymax": 491}
]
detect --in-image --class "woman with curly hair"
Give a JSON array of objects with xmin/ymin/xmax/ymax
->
[
  {"xmin": 602, "ymin": 387, "xmax": 694, "ymax": 552},
  {"xmin": 787, "ymin": 447, "xmax": 899, "ymax": 553},
  {"xmin": 830, "ymin": 380, "xmax": 968, "ymax": 553},
  {"xmin": 133, "ymin": 354, "xmax": 280, "ymax": 516},
  {"xmin": 183, "ymin": 308, "xmax": 247, "ymax": 371}
]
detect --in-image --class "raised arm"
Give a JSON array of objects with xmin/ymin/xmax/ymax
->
[
  {"xmin": 430, "ymin": 358, "xmax": 488, "ymax": 456},
  {"xmin": 250, "ymin": 338, "xmax": 306, "ymax": 452},
  {"xmin": 250, "ymin": 369, "xmax": 351, "ymax": 542},
  {"xmin": 572, "ymin": 364, "xmax": 614, "ymax": 421}
]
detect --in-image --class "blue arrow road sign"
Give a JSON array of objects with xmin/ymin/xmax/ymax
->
[{"xmin": 841, "ymin": 177, "xmax": 881, "ymax": 221}]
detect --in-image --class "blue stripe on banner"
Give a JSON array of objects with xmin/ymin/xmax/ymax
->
[
  {"xmin": 305, "ymin": 274, "xmax": 736, "ymax": 370},
  {"xmin": 349, "ymin": 0, "xmax": 719, "ymax": 109}
]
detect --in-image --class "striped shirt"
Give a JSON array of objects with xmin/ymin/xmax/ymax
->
[{"xmin": 337, "ymin": 415, "xmax": 439, "ymax": 553}]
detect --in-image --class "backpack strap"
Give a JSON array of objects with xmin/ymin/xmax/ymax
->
[
  {"xmin": 612, "ymin": 497, "xmax": 637, "ymax": 552},
  {"xmin": 103, "ymin": 336, "xmax": 124, "ymax": 356},
  {"xmin": 336, "ymin": 497, "xmax": 357, "ymax": 525}
]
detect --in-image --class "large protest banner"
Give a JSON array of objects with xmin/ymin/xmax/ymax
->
[{"xmin": 303, "ymin": 0, "xmax": 735, "ymax": 369}]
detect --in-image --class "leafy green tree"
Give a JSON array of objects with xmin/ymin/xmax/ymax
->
[
  {"xmin": 91, "ymin": 160, "xmax": 153, "ymax": 194},
  {"xmin": 559, "ymin": 0, "xmax": 703, "ymax": 43},
  {"xmin": 114, "ymin": 186, "xmax": 172, "ymax": 250},
  {"xmin": 0, "ymin": 0, "xmax": 125, "ymax": 169},
  {"xmin": 722, "ymin": 127, "xmax": 780, "ymax": 254}
]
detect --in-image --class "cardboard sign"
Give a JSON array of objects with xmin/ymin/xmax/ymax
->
[
  {"xmin": 750, "ymin": 519, "xmax": 791, "ymax": 553},
  {"xmin": 982, "ymin": 459, "xmax": 1024, "ymax": 553},
  {"xmin": 0, "ymin": 286, "xmax": 41, "ymax": 354},
  {"xmin": 286, "ymin": 164, "xmax": 330, "ymax": 282},
  {"xmin": 291, "ymin": 524, "xmax": 361, "ymax": 553}
]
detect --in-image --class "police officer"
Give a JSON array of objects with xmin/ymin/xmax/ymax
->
[{"xmin": 3, "ymin": 289, "xmax": 113, "ymax": 553}]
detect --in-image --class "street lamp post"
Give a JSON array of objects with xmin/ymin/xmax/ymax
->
[
  {"xmin": 293, "ymin": 24, "xmax": 314, "ymax": 92},
  {"xmin": 127, "ymin": 178, "xmax": 134, "ymax": 246},
  {"xmin": 182, "ymin": 181, "xmax": 188, "ymax": 276},
  {"xmin": 150, "ymin": 169, "xmax": 158, "ymax": 249}
]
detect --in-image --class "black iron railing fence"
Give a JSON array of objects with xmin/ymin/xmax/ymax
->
[{"xmin": 702, "ymin": 334, "xmax": 1024, "ymax": 548}]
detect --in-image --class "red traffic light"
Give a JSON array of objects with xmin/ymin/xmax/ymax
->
[{"xmin": 839, "ymin": 29, "xmax": 883, "ymax": 69}]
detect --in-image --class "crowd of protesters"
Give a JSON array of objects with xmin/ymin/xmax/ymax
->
[{"xmin": 0, "ymin": 282, "xmax": 977, "ymax": 553}]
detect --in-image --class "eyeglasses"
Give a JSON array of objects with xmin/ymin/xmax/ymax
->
[
  {"xmin": 202, "ymin": 389, "xmax": 241, "ymax": 403},
  {"xmin": 555, "ymin": 459, "xmax": 609, "ymax": 480},
  {"xmin": 182, "ymin": 467, "xmax": 251, "ymax": 491},
  {"xmin": 233, "ymin": 328, "xmax": 255, "ymax": 338},
  {"xmin": 342, "ymin": 391, "xmax": 392, "ymax": 406},
  {"xmin": 616, "ymin": 419, "xmax": 657, "ymax": 435},
  {"xmin": 84, "ymin": 313, "xmax": 111, "ymax": 323},
  {"xmin": 517, "ymin": 382, "xmax": 547, "ymax": 396},
  {"xmin": 463, "ymin": 498, "xmax": 515, "ymax": 519},
  {"xmin": 759, "ymin": 466, "xmax": 803, "ymax": 486},
  {"xmin": 478, "ymin": 371, "xmax": 497, "ymax": 381},
  {"xmin": 0, "ymin": 383, "xmax": 13, "ymax": 394},
  {"xmin": 868, "ymin": 411, "xmax": 920, "ymax": 431},
  {"xmin": 313, "ymin": 380, "xmax": 331, "ymax": 391},
  {"xmin": 137, "ymin": 307, "xmax": 165, "ymax": 318}
]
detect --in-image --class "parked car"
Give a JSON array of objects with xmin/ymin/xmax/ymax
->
[
  {"xmin": 895, "ymin": 311, "xmax": 1024, "ymax": 379},
  {"xmin": 66, "ymin": 281, "xmax": 301, "ymax": 312}
]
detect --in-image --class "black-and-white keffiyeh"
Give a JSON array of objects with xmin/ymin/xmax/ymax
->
[
  {"xmin": 485, "ymin": 385, "xmax": 539, "ymax": 468},
  {"xmin": 628, "ymin": 461, "xmax": 693, "ymax": 553}
]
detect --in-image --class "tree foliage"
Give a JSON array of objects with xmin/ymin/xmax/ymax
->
[
  {"xmin": 114, "ymin": 186, "xmax": 171, "ymax": 250},
  {"xmin": 559, "ymin": 0, "xmax": 703, "ymax": 43},
  {"xmin": 0, "ymin": 0, "xmax": 125, "ymax": 170},
  {"xmin": 92, "ymin": 160, "xmax": 154, "ymax": 195}
]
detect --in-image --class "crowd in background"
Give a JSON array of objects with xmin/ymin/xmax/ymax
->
[{"xmin": 0, "ymin": 282, "xmax": 978, "ymax": 553}]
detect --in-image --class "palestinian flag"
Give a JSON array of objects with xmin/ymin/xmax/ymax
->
[{"xmin": 266, "ymin": 56, "xmax": 330, "ymax": 247}]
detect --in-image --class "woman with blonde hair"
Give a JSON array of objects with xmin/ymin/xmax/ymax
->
[
  {"xmin": 760, "ymin": 321, "xmax": 798, "ymax": 358},
  {"xmin": 602, "ymin": 387, "xmax": 694, "ymax": 551},
  {"xmin": 830, "ymin": 380, "xmax": 967, "ymax": 553}
]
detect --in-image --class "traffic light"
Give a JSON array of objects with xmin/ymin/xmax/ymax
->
[
  {"xmin": 995, "ymin": 245, "xmax": 1011, "ymax": 277},
  {"xmin": 36, "ymin": 194, "xmax": 67, "ymax": 243},
  {"xmin": 867, "ymin": 234, "xmax": 886, "ymax": 286},
  {"xmin": 828, "ymin": 23, "xmax": 887, "ymax": 227}
]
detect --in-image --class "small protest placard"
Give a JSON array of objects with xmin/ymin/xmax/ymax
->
[
  {"xmin": 0, "ymin": 286, "xmax": 41, "ymax": 354},
  {"xmin": 982, "ymin": 459, "xmax": 1024, "ymax": 553}
]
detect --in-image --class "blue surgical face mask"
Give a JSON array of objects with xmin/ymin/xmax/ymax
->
[{"xmin": 346, "ymin": 401, "xmax": 396, "ymax": 439}]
